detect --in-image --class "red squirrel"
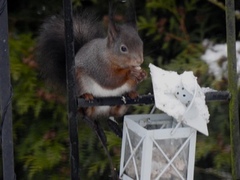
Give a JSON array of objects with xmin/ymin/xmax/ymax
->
[{"xmin": 36, "ymin": 1, "xmax": 147, "ymax": 118}]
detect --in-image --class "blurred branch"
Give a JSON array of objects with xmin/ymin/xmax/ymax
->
[
  {"xmin": 195, "ymin": 167, "xmax": 232, "ymax": 179},
  {"xmin": 208, "ymin": 0, "xmax": 240, "ymax": 20}
]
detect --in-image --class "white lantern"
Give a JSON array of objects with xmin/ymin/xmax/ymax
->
[{"xmin": 119, "ymin": 114, "xmax": 197, "ymax": 180}]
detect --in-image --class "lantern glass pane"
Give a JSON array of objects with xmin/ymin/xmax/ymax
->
[
  {"xmin": 124, "ymin": 128, "xmax": 142, "ymax": 179},
  {"xmin": 152, "ymin": 138, "xmax": 189, "ymax": 179}
]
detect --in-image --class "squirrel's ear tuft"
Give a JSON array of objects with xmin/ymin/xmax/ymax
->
[{"xmin": 107, "ymin": 20, "xmax": 119, "ymax": 46}]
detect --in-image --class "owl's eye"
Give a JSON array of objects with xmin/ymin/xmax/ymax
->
[{"xmin": 120, "ymin": 45, "xmax": 128, "ymax": 53}]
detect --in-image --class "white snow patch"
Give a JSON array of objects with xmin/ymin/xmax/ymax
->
[
  {"xmin": 201, "ymin": 87, "xmax": 217, "ymax": 93},
  {"xmin": 201, "ymin": 40, "xmax": 240, "ymax": 85}
]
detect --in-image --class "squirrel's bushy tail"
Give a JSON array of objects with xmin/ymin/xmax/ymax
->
[{"xmin": 36, "ymin": 11, "xmax": 105, "ymax": 91}]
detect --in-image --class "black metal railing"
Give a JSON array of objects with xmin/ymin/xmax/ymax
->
[
  {"xmin": 78, "ymin": 91, "xmax": 230, "ymax": 108},
  {"xmin": 225, "ymin": 0, "xmax": 240, "ymax": 178},
  {"xmin": 63, "ymin": 0, "xmax": 79, "ymax": 179},
  {"xmin": 0, "ymin": 0, "xmax": 15, "ymax": 179}
]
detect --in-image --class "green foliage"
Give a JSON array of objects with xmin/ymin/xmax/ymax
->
[
  {"xmin": 9, "ymin": 34, "xmax": 69, "ymax": 179},
  {"xmin": 10, "ymin": 34, "xmax": 39, "ymax": 116},
  {"xmin": 77, "ymin": 120, "xmax": 122, "ymax": 179}
]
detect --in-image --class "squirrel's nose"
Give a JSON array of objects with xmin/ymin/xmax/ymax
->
[
  {"xmin": 137, "ymin": 58, "xmax": 143, "ymax": 64},
  {"xmin": 136, "ymin": 54, "xmax": 143, "ymax": 64},
  {"xmin": 132, "ymin": 53, "xmax": 143, "ymax": 65}
]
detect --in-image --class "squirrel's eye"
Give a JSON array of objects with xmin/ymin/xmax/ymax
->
[{"xmin": 120, "ymin": 45, "xmax": 128, "ymax": 53}]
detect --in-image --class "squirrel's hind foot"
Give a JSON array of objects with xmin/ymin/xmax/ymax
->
[{"xmin": 80, "ymin": 93, "xmax": 94, "ymax": 101}]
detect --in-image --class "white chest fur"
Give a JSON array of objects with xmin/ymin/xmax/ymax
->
[{"xmin": 80, "ymin": 75, "xmax": 132, "ymax": 97}]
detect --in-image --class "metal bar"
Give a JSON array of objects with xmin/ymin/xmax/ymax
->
[
  {"xmin": 0, "ymin": 0, "xmax": 16, "ymax": 179},
  {"xmin": 205, "ymin": 91, "xmax": 230, "ymax": 102},
  {"xmin": 78, "ymin": 94, "xmax": 155, "ymax": 107},
  {"xmin": 77, "ymin": 91, "xmax": 230, "ymax": 107},
  {"xmin": 225, "ymin": 0, "xmax": 240, "ymax": 179},
  {"xmin": 62, "ymin": 0, "xmax": 79, "ymax": 179}
]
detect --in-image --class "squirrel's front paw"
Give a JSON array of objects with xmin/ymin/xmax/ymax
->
[{"xmin": 131, "ymin": 68, "xmax": 147, "ymax": 83}]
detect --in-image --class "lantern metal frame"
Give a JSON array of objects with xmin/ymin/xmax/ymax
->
[{"xmin": 119, "ymin": 114, "xmax": 197, "ymax": 180}]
